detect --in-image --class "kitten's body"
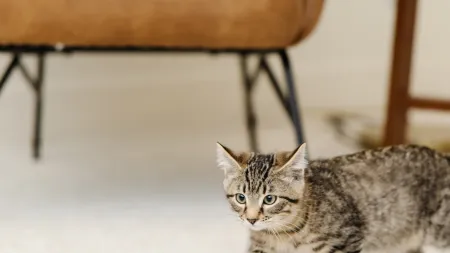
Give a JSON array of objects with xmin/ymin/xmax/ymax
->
[{"xmin": 217, "ymin": 144, "xmax": 450, "ymax": 253}]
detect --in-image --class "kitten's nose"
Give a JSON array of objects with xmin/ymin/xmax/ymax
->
[{"xmin": 247, "ymin": 218, "xmax": 257, "ymax": 225}]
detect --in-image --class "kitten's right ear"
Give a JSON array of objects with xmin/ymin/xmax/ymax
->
[{"xmin": 216, "ymin": 142, "xmax": 248, "ymax": 174}]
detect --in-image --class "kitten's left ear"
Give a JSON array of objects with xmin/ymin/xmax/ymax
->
[
  {"xmin": 216, "ymin": 142, "xmax": 250, "ymax": 175},
  {"xmin": 274, "ymin": 143, "xmax": 308, "ymax": 173}
]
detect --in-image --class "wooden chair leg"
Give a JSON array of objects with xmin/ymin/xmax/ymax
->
[{"xmin": 383, "ymin": 0, "xmax": 419, "ymax": 146}]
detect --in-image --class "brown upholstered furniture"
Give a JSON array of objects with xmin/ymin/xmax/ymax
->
[
  {"xmin": 0, "ymin": 0, "xmax": 323, "ymax": 49},
  {"xmin": 0, "ymin": 0, "xmax": 324, "ymax": 159}
]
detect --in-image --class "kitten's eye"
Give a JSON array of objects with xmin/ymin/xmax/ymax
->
[
  {"xmin": 263, "ymin": 195, "xmax": 277, "ymax": 205},
  {"xmin": 235, "ymin": 194, "xmax": 246, "ymax": 204}
]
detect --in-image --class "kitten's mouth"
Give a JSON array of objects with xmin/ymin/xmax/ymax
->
[
  {"xmin": 243, "ymin": 221, "xmax": 269, "ymax": 231},
  {"xmin": 246, "ymin": 224, "xmax": 265, "ymax": 231}
]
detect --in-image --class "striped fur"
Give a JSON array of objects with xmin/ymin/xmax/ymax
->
[{"xmin": 217, "ymin": 143, "xmax": 450, "ymax": 253}]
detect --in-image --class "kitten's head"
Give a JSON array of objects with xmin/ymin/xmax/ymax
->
[{"xmin": 216, "ymin": 142, "xmax": 308, "ymax": 232}]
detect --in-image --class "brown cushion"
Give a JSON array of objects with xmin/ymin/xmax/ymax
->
[{"xmin": 0, "ymin": 0, "xmax": 323, "ymax": 49}]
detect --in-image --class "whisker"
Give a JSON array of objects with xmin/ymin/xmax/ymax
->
[
  {"xmin": 270, "ymin": 227, "xmax": 281, "ymax": 244},
  {"xmin": 268, "ymin": 221, "xmax": 295, "ymax": 242}
]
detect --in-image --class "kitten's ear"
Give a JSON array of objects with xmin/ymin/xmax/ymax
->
[
  {"xmin": 216, "ymin": 142, "xmax": 250, "ymax": 174},
  {"xmin": 274, "ymin": 143, "xmax": 308, "ymax": 173}
]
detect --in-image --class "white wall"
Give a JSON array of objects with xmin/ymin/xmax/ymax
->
[{"xmin": 1, "ymin": 0, "xmax": 449, "ymax": 110}]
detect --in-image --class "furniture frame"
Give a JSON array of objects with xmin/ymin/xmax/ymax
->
[
  {"xmin": 383, "ymin": 0, "xmax": 450, "ymax": 145},
  {"xmin": 0, "ymin": 46, "xmax": 304, "ymax": 159}
]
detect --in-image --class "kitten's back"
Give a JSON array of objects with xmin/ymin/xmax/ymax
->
[{"xmin": 307, "ymin": 144, "xmax": 450, "ymax": 251}]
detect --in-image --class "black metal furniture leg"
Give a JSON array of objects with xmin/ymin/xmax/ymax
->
[
  {"xmin": 239, "ymin": 54, "xmax": 259, "ymax": 152},
  {"xmin": 0, "ymin": 54, "xmax": 20, "ymax": 93},
  {"xmin": 0, "ymin": 53, "xmax": 47, "ymax": 159},
  {"xmin": 279, "ymin": 50, "xmax": 305, "ymax": 145},
  {"xmin": 238, "ymin": 51, "xmax": 305, "ymax": 151},
  {"xmin": 33, "ymin": 53, "xmax": 45, "ymax": 159}
]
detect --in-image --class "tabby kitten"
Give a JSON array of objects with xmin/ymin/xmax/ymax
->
[{"xmin": 216, "ymin": 143, "xmax": 450, "ymax": 253}]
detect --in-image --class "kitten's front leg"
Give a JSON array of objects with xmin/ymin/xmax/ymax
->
[
  {"xmin": 325, "ymin": 233, "xmax": 363, "ymax": 253},
  {"xmin": 247, "ymin": 245, "xmax": 273, "ymax": 253},
  {"xmin": 248, "ymin": 234, "xmax": 274, "ymax": 253},
  {"xmin": 248, "ymin": 242, "xmax": 273, "ymax": 253}
]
